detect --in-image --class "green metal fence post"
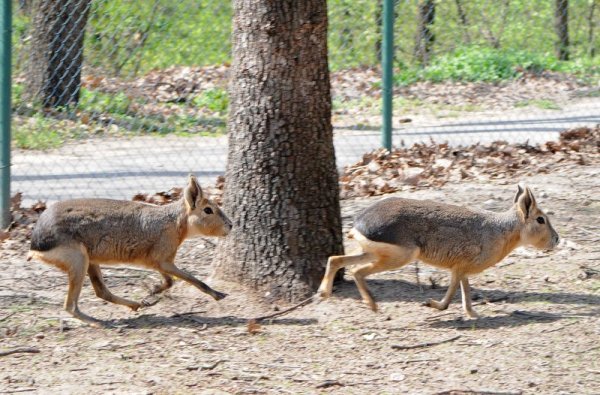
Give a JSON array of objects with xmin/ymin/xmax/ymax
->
[
  {"xmin": 0, "ymin": 0, "xmax": 11, "ymax": 228},
  {"xmin": 381, "ymin": 0, "xmax": 394, "ymax": 150}
]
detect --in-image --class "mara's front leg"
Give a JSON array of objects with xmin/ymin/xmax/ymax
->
[
  {"xmin": 459, "ymin": 277, "xmax": 480, "ymax": 319},
  {"xmin": 425, "ymin": 270, "xmax": 460, "ymax": 312}
]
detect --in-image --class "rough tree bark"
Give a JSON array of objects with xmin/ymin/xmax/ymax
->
[
  {"xmin": 25, "ymin": 0, "xmax": 92, "ymax": 107},
  {"xmin": 555, "ymin": 0, "xmax": 570, "ymax": 61},
  {"xmin": 414, "ymin": 0, "xmax": 436, "ymax": 65},
  {"xmin": 213, "ymin": 0, "xmax": 344, "ymax": 301}
]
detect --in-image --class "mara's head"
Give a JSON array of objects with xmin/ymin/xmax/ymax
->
[
  {"xmin": 514, "ymin": 185, "xmax": 559, "ymax": 250},
  {"xmin": 184, "ymin": 175, "xmax": 232, "ymax": 237}
]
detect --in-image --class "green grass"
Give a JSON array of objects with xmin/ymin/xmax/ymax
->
[
  {"xmin": 13, "ymin": 115, "xmax": 74, "ymax": 150},
  {"xmin": 12, "ymin": 0, "xmax": 600, "ymax": 76},
  {"xmin": 9, "ymin": 0, "xmax": 600, "ymax": 147},
  {"xmin": 12, "ymin": 85, "xmax": 228, "ymax": 150},
  {"xmin": 514, "ymin": 99, "xmax": 561, "ymax": 110},
  {"xmin": 394, "ymin": 46, "xmax": 600, "ymax": 85},
  {"xmin": 79, "ymin": 88, "xmax": 134, "ymax": 116},
  {"xmin": 192, "ymin": 88, "xmax": 229, "ymax": 114}
]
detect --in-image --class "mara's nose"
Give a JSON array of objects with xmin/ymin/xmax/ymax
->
[{"xmin": 223, "ymin": 216, "xmax": 233, "ymax": 233}]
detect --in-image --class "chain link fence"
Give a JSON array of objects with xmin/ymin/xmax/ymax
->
[{"xmin": 9, "ymin": 0, "xmax": 600, "ymax": 205}]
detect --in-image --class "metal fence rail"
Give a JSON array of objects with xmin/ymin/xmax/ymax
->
[{"xmin": 3, "ymin": 0, "xmax": 600, "ymax": 208}]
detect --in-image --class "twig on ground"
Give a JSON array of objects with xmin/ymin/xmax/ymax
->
[
  {"xmin": 424, "ymin": 311, "xmax": 456, "ymax": 321},
  {"xmin": 473, "ymin": 295, "xmax": 510, "ymax": 306},
  {"xmin": 178, "ymin": 315, "xmax": 209, "ymax": 330},
  {"xmin": 201, "ymin": 360, "xmax": 226, "ymax": 370},
  {"xmin": 315, "ymin": 380, "xmax": 343, "ymax": 389},
  {"xmin": 512, "ymin": 310, "xmax": 557, "ymax": 319},
  {"xmin": 404, "ymin": 357, "xmax": 441, "ymax": 363},
  {"xmin": 435, "ymin": 391, "xmax": 522, "ymax": 395},
  {"xmin": 574, "ymin": 345, "xmax": 600, "ymax": 354},
  {"xmin": 1, "ymin": 388, "xmax": 38, "ymax": 394},
  {"xmin": 391, "ymin": 335, "xmax": 461, "ymax": 350},
  {"xmin": 171, "ymin": 310, "xmax": 207, "ymax": 317},
  {"xmin": 0, "ymin": 347, "xmax": 40, "ymax": 357},
  {"xmin": 579, "ymin": 227, "xmax": 600, "ymax": 237},
  {"xmin": 541, "ymin": 320, "xmax": 579, "ymax": 333},
  {"xmin": 512, "ymin": 310, "xmax": 588, "ymax": 320},
  {"xmin": 0, "ymin": 311, "xmax": 17, "ymax": 322},
  {"xmin": 498, "ymin": 261, "xmax": 518, "ymax": 268},
  {"xmin": 250, "ymin": 296, "xmax": 315, "ymax": 323}
]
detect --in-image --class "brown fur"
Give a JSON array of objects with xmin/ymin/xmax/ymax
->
[
  {"xmin": 318, "ymin": 185, "xmax": 559, "ymax": 318},
  {"xmin": 28, "ymin": 175, "xmax": 232, "ymax": 327}
]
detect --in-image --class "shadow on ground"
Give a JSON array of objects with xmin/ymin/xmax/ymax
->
[
  {"xmin": 108, "ymin": 313, "xmax": 317, "ymax": 330},
  {"xmin": 326, "ymin": 278, "xmax": 600, "ymax": 330}
]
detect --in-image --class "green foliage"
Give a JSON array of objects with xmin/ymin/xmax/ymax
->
[
  {"xmin": 514, "ymin": 99, "xmax": 561, "ymax": 110},
  {"xmin": 12, "ymin": 0, "xmax": 600, "ymax": 78},
  {"xmin": 13, "ymin": 115, "xmax": 73, "ymax": 150},
  {"xmin": 192, "ymin": 88, "xmax": 229, "ymax": 114},
  {"xmin": 328, "ymin": 0, "xmax": 379, "ymax": 69},
  {"xmin": 79, "ymin": 88, "xmax": 133, "ymax": 116},
  {"xmin": 394, "ymin": 46, "xmax": 600, "ymax": 85},
  {"xmin": 11, "ymin": 83, "xmax": 23, "ymax": 106},
  {"xmin": 9, "ymin": 0, "xmax": 600, "ymax": 147},
  {"xmin": 85, "ymin": 0, "xmax": 232, "ymax": 76}
]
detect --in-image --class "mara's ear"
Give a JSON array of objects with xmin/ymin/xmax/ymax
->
[
  {"xmin": 513, "ymin": 184, "xmax": 525, "ymax": 203},
  {"xmin": 516, "ymin": 186, "xmax": 537, "ymax": 218},
  {"xmin": 184, "ymin": 174, "xmax": 204, "ymax": 210}
]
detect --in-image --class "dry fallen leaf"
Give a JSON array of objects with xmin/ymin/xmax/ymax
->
[{"xmin": 247, "ymin": 319, "xmax": 261, "ymax": 335}]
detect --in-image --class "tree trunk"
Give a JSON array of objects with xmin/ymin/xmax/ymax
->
[
  {"xmin": 587, "ymin": 0, "xmax": 597, "ymax": 58},
  {"xmin": 414, "ymin": 0, "xmax": 436, "ymax": 65},
  {"xmin": 213, "ymin": 0, "xmax": 344, "ymax": 301},
  {"xmin": 454, "ymin": 0, "xmax": 471, "ymax": 44},
  {"xmin": 375, "ymin": 0, "xmax": 383, "ymax": 61},
  {"xmin": 25, "ymin": 0, "xmax": 92, "ymax": 108},
  {"xmin": 555, "ymin": 0, "xmax": 569, "ymax": 61}
]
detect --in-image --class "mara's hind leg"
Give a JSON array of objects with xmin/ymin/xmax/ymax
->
[
  {"xmin": 351, "ymin": 247, "xmax": 419, "ymax": 312},
  {"xmin": 317, "ymin": 252, "xmax": 376, "ymax": 298},
  {"xmin": 425, "ymin": 270, "xmax": 461, "ymax": 312},
  {"xmin": 150, "ymin": 273, "xmax": 174, "ymax": 295},
  {"xmin": 157, "ymin": 262, "xmax": 227, "ymax": 301},
  {"xmin": 31, "ymin": 244, "xmax": 103, "ymax": 327},
  {"xmin": 459, "ymin": 277, "xmax": 480, "ymax": 319},
  {"xmin": 87, "ymin": 265, "xmax": 142, "ymax": 311}
]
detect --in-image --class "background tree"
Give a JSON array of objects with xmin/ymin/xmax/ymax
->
[
  {"xmin": 414, "ymin": 0, "xmax": 436, "ymax": 65},
  {"xmin": 454, "ymin": 0, "xmax": 471, "ymax": 44},
  {"xmin": 586, "ymin": 0, "xmax": 597, "ymax": 57},
  {"xmin": 25, "ymin": 0, "xmax": 92, "ymax": 107},
  {"xmin": 555, "ymin": 0, "xmax": 570, "ymax": 60},
  {"xmin": 213, "ymin": 0, "xmax": 344, "ymax": 301}
]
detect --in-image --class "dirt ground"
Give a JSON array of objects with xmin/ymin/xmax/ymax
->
[{"xmin": 1, "ymin": 162, "xmax": 599, "ymax": 395}]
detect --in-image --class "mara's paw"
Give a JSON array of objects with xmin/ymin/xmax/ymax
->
[
  {"xmin": 140, "ymin": 296, "xmax": 160, "ymax": 308},
  {"xmin": 213, "ymin": 291, "xmax": 228, "ymax": 301},
  {"xmin": 464, "ymin": 310, "xmax": 481, "ymax": 319},
  {"xmin": 424, "ymin": 298, "xmax": 444, "ymax": 310},
  {"xmin": 317, "ymin": 289, "xmax": 331, "ymax": 299}
]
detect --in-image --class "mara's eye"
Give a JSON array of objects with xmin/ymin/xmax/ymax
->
[
  {"xmin": 536, "ymin": 216, "xmax": 545, "ymax": 224},
  {"xmin": 203, "ymin": 207, "xmax": 213, "ymax": 215}
]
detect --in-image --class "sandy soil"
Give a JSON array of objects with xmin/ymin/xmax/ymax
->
[{"xmin": 1, "ymin": 163, "xmax": 599, "ymax": 394}]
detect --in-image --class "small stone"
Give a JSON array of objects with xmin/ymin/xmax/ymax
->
[
  {"xmin": 390, "ymin": 373, "xmax": 405, "ymax": 381},
  {"xmin": 470, "ymin": 369, "xmax": 478, "ymax": 374}
]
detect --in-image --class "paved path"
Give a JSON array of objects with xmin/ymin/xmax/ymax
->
[{"xmin": 12, "ymin": 99, "xmax": 600, "ymax": 205}]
